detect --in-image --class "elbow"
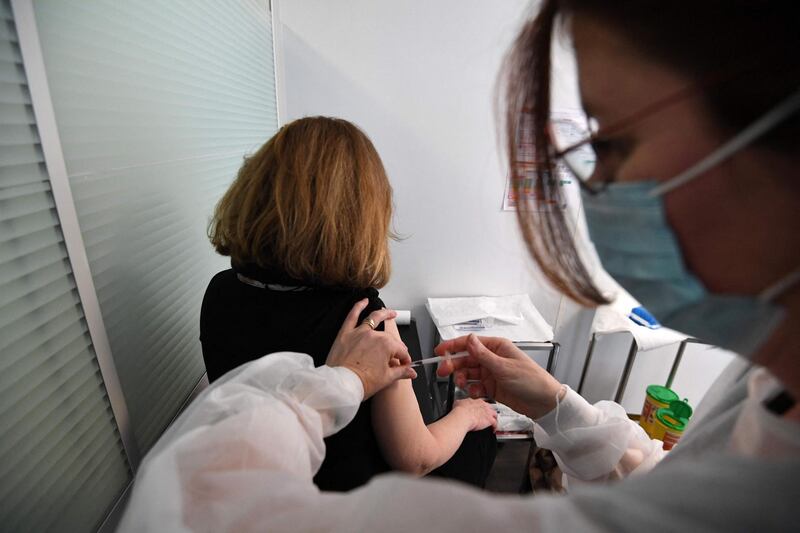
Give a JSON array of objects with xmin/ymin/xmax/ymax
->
[
  {"xmin": 386, "ymin": 453, "xmax": 435, "ymax": 477},
  {"xmin": 401, "ymin": 461, "xmax": 435, "ymax": 477}
]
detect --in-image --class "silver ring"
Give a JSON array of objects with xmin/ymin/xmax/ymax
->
[{"xmin": 361, "ymin": 318, "xmax": 377, "ymax": 330}]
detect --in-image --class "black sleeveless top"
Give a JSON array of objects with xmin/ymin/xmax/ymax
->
[{"xmin": 199, "ymin": 264, "xmax": 391, "ymax": 491}]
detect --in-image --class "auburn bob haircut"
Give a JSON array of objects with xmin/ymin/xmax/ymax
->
[{"xmin": 209, "ymin": 116, "xmax": 394, "ymax": 288}]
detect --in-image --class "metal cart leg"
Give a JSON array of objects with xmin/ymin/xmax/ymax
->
[
  {"xmin": 665, "ymin": 338, "xmax": 700, "ymax": 389},
  {"xmin": 614, "ymin": 339, "xmax": 639, "ymax": 403},
  {"xmin": 546, "ymin": 342, "xmax": 560, "ymax": 375},
  {"xmin": 446, "ymin": 374, "xmax": 455, "ymax": 413},
  {"xmin": 577, "ymin": 333, "xmax": 597, "ymax": 395}
]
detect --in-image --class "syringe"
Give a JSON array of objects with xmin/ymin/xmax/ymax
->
[{"xmin": 409, "ymin": 351, "xmax": 470, "ymax": 368}]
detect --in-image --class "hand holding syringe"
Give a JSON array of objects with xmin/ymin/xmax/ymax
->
[{"xmin": 409, "ymin": 351, "xmax": 470, "ymax": 368}]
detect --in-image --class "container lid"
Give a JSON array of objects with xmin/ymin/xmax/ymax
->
[
  {"xmin": 655, "ymin": 407, "xmax": 687, "ymax": 431},
  {"xmin": 669, "ymin": 399, "xmax": 693, "ymax": 420},
  {"xmin": 646, "ymin": 385, "xmax": 679, "ymax": 404}
]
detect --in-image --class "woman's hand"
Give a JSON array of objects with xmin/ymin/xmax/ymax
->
[
  {"xmin": 327, "ymin": 299, "xmax": 416, "ymax": 399},
  {"xmin": 451, "ymin": 398, "xmax": 498, "ymax": 432},
  {"xmin": 436, "ymin": 334, "xmax": 563, "ymax": 420}
]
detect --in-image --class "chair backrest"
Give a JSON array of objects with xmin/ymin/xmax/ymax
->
[{"xmin": 398, "ymin": 319, "xmax": 440, "ymax": 423}]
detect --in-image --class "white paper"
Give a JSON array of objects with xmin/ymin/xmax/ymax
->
[
  {"xmin": 503, "ymin": 109, "xmax": 592, "ymax": 212},
  {"xmin": 427, "ymin": 295, "xmax": 524, "ymax": 326},
  {"xmin": 592, "ymin": 302, "xmax": 688, "ymax": 351},
  {"xmin": 427, "ymin": 294, "xmax": 554, "ymax": 342},
  {"xmin": 493, "ymin": 402, "xmax": 535, "ymax": 432}
]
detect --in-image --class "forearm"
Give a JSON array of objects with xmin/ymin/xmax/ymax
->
[
  {"xmin": 372, "ymin": 381, "xmax": 478, "ymax": 475},
  {"xmin": 386, "ymin": 409, "xmax": 474, "ymax": 476},
  {"xmin": 420, "ymin": 409, "xmax": 475, "ymax": 472},
  {"xmin": 533, "ymin": 386, "xmax": 666, "ymax": 482}
]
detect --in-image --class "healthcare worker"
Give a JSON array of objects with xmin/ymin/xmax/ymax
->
[{"xmin": 118, "ymin": 1, "xmax": 799, "ymax": 531}]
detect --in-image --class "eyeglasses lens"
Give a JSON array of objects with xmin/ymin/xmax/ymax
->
[{"xmin": 550, "ymin": 116, "xmax": 597, "ymax": 184}]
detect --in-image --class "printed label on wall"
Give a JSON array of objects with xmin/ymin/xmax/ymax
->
[{"xmin": 503, "ymin": 110, "xmax": 593, "ymax": 211}]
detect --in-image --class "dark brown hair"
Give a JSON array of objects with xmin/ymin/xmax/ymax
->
[
  {"xmin": 209, "ymin": 116, "xmax": 394, "ymax": 288},
  {"xmin": 501, "ymin": 0, "xmax": 800, "ymax": 306}
]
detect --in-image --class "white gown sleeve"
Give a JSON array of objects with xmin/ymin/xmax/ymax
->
[
  {"xmin": 116, "ymin": 353, "xmax": 605, "ymax": 533},
  {"xmin": 533, "ymin": 386, "xmax": 666, "ymax": 481}
]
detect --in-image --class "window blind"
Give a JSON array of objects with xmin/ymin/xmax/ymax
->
[
  {"xmin": 0, "ymin": 1, "xmax": 130, "ymax": 531},
  {"xmin": 33, "ymin": 0, "xmax": 279, "ymax": 452}
]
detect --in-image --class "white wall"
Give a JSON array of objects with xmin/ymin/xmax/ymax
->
[
  {"xmin": 275, "ymin": 0, "xmax": 732, "ymax": 406},
  {"xmin": 277, "ymin": 0, "xmax": 572, "ymax": 354}
]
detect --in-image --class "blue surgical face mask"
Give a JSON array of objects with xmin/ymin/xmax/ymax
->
[{"xmin": 581, "ymin": 88, "xmax": 800, "ymax": 357}]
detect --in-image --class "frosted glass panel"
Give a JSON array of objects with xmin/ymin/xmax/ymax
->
[
  {"xmin": 34, "ymin": 0, "xmax": 278, "ymax": 451},
  {"xmin": 0, "ymin": 1, "xmax": 130, "ymax": 531}
]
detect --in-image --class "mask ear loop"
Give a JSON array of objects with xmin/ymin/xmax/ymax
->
[
  {"xmin": 759, "ymin": 269, "xmax": 800, "ymax": 304},
  {"xmin": 552, "ymin": 384, "xmax": 575, "ymax": 445},
  {"xmin": 651, "ymin": 87, "xmax": 800, "ymax": 197}
]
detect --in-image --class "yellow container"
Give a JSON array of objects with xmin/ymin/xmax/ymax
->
[
  {"xmin": 640, "ymin": 385, "xmax": 678, "ymax": 436},
  {"xmin": 651, "ymin": 400, "xmax": 693, "ymax": 450}
]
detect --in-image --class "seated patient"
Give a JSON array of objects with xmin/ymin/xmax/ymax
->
[{"xmin": 201, "ymin": 116, "xmax": 496, "ymax": 491}]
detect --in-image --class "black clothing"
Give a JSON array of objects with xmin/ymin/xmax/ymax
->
[
  {"xmin": 200, "ymin": 264, "xmax": 495, "ymax": 491},
  {"xmin": 201, "ymin": 266, "xmax": 390, "ymax": 491}
]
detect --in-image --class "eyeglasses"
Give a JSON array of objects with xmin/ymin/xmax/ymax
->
[
  {"xmin": 548, "ymin": 82, "xmax": 708, "ymax": 196},
  {"xmin": 549, "ymin": 117, "xmax": 609, "ymax": 195}
]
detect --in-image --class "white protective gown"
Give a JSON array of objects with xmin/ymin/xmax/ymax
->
[{"xmin": 118, "ymin": 353, "xmax": 800, "ymax": 532}]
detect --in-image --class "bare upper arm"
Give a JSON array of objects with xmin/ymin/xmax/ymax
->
[{"xmin": 371, "ymin": 317, "xmax": 436, "ymax": 473}]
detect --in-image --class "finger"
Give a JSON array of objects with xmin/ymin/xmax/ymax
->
[
  {"xmin": 343, "ymin": 299, "xmax": 370, "ymax": 331},
  {"xmin": 481, "ymin": 336, "xmax": 530, "ymax": 361},
  {"xmin": 434, "ymin": 336, "xmax": 470, "ymax": 356},
  {"xmin": 449, "ymin": 366, "xmax": 480, "ymax": 381},
  {"xmin": 436, "ymin": 358, "xmax": 454, "ymax": 377},
  {"xmin": 436, "ymin": 352, "xmax": 478, "ymax": 377},
  {"xmin": 362, "ymin": 308, "xmax": 398, "ymax": 329},
  {"xmin": 389, "ymin": 364, "xmax": 417, "ymax": 381},
  {"xmin": 455, "ymin": 370, "xmax": 484, "ymax": 390},
  {"xmin": 466, "ymin": 334, "xmax": 502, "ymax": 371},
  {"xmin": 436, "ymin": 335, "xmax": 509, "ymax": 356},
  {"xmin": 454, "ymin": 370, "xmax": 468, "ymax": 389},
  {"xmin": 465, "ymin": 367, "xmax": 482, "ymax": 380},
  {"xmin": 467, "ymin": 382, "xmax": 487, "ymax": 398},
  {"xmin": 395, "ymin": 350, "xmax": 412, "ymax": 367},
  {"xmin": 389, "ymin": 337, "xmax": 412, "ymax": 366},
  {"xmin": 473, "ymin": 335, "xmax": 512, "ymax": 351}
]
